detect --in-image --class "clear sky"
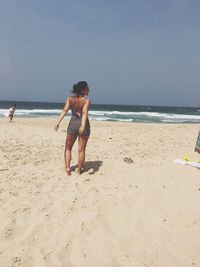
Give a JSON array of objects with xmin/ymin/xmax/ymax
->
[{"xmin": 0, "ymin": 0, "xmax": 199, "ymax": 106}]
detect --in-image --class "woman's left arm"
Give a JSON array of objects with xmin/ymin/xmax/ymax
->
[
  {"xmin": 54, "ymin": 97, "xmax": 71, "ymax": 131},
  {"xmin": 79, "ymin": 99, "xmax": 91, "ymax": 134}
]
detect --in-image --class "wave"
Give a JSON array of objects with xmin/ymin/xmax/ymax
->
[
  {"xmin": 0, "ymin": 108, "xmax": 200, "ymax": 123},
  {"xmin": 89, "ymin": 110, "xmax": 200, "ymax": 122},
  {"xmin": 0, "ymin": 108, "xmax": 62, "ymax": 116}
]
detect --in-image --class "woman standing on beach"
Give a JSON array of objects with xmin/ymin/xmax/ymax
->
[
  {"xmin": 54, "ymin": 81, "xmax": 91, "ymax": 175},
  {"xmin": 195, "ymin": 130, "xmax": 200, "ymax": 153}
]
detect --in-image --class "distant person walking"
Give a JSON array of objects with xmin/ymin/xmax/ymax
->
[
  {"xmin": 54, "ymin": 81, "xmax": 91, "ymax": 175},
  {"xmin": 195, "ymin": 130, "xmax": 200, "ymax": 153},
  {"xmin": 8, "ymin": 104, "xmax": 16, "ymax": 123}
]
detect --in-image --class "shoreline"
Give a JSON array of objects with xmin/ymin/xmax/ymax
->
[{"xmin": 1, "ymin": 116, "xmax": 200, "ymax": 123}]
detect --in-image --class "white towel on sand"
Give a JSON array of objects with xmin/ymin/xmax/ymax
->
[{"xmin": 174, "ymin": 159, "xmax": 200, "ymax": 169}]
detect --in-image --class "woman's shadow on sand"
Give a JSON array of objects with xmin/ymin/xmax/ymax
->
[{"xmin": 71, "ymin": 160, "xmax": 103, "ymax": 175}]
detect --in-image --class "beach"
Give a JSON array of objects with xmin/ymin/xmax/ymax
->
[{"xmin": 0, "ymin": 117, "xmax": 200, "ymax": 267}]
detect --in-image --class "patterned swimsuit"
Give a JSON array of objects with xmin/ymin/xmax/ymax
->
[{"xmin": 67, "ymin": 105, "xmax": 90, "ymax": 136}]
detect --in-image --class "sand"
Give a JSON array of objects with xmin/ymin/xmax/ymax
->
[{"xmin": 0, "ymin": 117, "xmax": 200, "ymax": 267}]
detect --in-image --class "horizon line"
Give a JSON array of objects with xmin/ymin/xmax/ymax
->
[{"xmin": 0, "ymin": 99, "xmax": 199, "ymax": 109}]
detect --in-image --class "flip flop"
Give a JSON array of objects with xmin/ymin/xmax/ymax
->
[{"xmin": 124, "ymin": 157, "xmax": 133, "ymax": 164}]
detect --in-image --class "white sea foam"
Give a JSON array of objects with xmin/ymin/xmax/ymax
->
[
  {"xmin": 0, "ymin": 108, "xmax": 199, "ymax": 123},
  {"xmin": 89, "ymin": 110, "xmax": 200, "ymax": 121},
  {"xmin": 0, "ymin": 108, "xmax": 63, "ymax": 116},
  {"xmin": 91, "ymin": 117, "xmax": 133, "ymax": 122},
  {"xmin": 14, "ymin": 109, "xmax": 62, "ymax": 114}
]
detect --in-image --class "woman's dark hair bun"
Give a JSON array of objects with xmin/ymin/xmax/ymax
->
[
  {"xmin": 73, "ymin": 83, "xmax": 77, "ymax": 91},
  {"xmin": 72, "ymin": 81, "xmax": 88, "ymax": 96}
]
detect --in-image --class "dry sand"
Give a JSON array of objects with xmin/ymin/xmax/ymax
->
[{"xmin": 0, "ymin": 117, "xmax": 200, "ymax": 267}]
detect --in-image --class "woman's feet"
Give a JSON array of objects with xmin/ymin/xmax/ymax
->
[
  {"xmin": 65, "ymin": 167, "xmax": 84, "ymax": 175},
  {"xmin": 77, "ymin": 167, "xmax": 84, "ymax": 175},
  {"xmin": 66, "ymin": 167, "xmax": 71, "ymax": 176}
]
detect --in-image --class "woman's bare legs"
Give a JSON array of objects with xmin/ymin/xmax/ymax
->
[
  {"xmin": 65, "ymin": 134, "xmax": 77, "ymax": 175},
  {"xmin": 77, "ymin": 135, "xmax": 89, "ymax": 174},
  {"xmin": 9, "ymin": 115, "xmax": 13, "ymax": 123}
]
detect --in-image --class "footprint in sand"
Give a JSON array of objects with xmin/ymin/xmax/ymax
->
[
  {"xmin": 12, "ymin": 256, "xmax": 21, "ymax": 266},
  {"xmin": 4, "ymin": 227, "xmax": 12, "ymax": 238}
]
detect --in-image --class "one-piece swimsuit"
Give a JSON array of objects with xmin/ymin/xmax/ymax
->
[{"xmin": 67, "ymin": 99, "xmax": 90, "ymax": 136}]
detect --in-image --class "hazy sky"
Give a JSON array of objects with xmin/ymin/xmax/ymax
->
[{"xmin": 0, "ymin": 0, "xmax": 199, "ymax": 106}]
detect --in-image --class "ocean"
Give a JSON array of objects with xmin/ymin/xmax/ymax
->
[{"xmin": 0, "ymin": 100, "xmax": 200, "ymax": 123}]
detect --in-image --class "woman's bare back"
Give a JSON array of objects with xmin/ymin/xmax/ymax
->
[{"xmin": 69, "ymin": 96, "xmax": 86, "ymax": 117}]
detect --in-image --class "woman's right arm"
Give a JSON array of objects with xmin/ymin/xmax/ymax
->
[{"xmin": 54, "ymin": 97, "xmax": 71, "ymax": 131}]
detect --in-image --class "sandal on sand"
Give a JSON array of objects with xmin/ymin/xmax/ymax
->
[
  {"xmin": 124, "ymin": 157, "xmax": 133, "ymax": 164},
  {"xmin": 124, "ymin": 157, "xmax": 129, "ymax": 163},
  {"xmin": 128, "ymin": 158, "xmax": 133, "ymax": 163}
]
